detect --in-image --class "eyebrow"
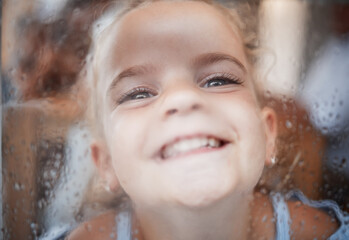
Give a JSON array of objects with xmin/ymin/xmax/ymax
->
[
  {"xmin": 108, "ymin": 64, "xmax": 156, "ymax": 95},
  {"xmin": 108, "ymin": 53, "xmax": 247, "ymax": 95},
  {"xmin": 192, "ymin": 52, "xmax": 247, "ymax": 73}
]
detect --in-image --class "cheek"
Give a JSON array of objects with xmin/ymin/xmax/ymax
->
[
  {"xmin": 104, "ymin": 109, "xmax": 150, "ymax": 177},
  {"xmin": 215, "ymin": 93, "xmax": 267, "ymax": 184},
  {"xmin": 236, "ymin": 115, "xmax": 266, "ymax": 191},
  {"xmin": 236, "ymin": 99, "xmax": 267, "ymax": 158},
  {"xmin": 239, "ymin": 108, "xmax": 267, "ymax": 186},
  {"xmin": 107, "ymin": 108, "xmax": 145, "ymax": 145}
]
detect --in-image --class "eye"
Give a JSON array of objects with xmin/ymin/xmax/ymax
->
[
  {"xmin": 118, "ymin": 87, "xmax": 157, "ymax": 104},
  {"xmin": 201, "ymin": 73, "xmax": 243, "ymax": 88}
]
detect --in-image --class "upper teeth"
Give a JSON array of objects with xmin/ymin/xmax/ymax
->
[{"xmin": 162, "ymin": 137, "xmax": 221, "ymax": 159}]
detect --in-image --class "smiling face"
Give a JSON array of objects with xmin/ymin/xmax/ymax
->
[{"xmin": 91, "ymin": 1, "xmax": 276, "ymax": 210}]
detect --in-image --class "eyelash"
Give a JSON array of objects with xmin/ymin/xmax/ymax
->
[
  {"xmin": 200, "ymin": 73, "xmax": 243, "ymax": 88},
  {"xmin": 117, "ymin": 73, "xmax": 243, "ymax": 104},
  {"xmin": 118, "ymin": 87, "xmax": 157, "ymax": 104}
]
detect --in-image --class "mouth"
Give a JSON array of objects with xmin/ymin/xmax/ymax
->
[{"xmin": 160, "ymin": 135, "xmax": 229, "ymax": 160}]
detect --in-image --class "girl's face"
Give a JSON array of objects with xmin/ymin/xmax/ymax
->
[{"xmin": 93, "ymin": 1, "xmax": 276, "ymax": 209}]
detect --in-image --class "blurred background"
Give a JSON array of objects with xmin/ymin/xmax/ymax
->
[{"xmin": 1, "ymin": 0, "xmax": 349, "ymax": 239}]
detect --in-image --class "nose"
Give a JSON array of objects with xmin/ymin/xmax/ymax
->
[{"xmin": 160, "ymin": 83, "xmax": 204, "ymax": 119}]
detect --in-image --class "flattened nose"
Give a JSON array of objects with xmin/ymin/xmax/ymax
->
[{"xmin": 161, "ymin": 86, "xmax": 204, "ymax": 119}]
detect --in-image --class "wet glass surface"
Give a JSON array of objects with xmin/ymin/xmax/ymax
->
[{"xmin": 1, "ymin": 0, "xmax": 349, "ymax": 239}]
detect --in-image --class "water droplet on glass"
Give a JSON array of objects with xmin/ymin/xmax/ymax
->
[
  {"xmin": 86, "ymin": 224, "xmax": 92, "ymax": 232},
  {"xmin": 50, "ymin": 169, "xmax": 57, "ymax": 178},
  {"xmin": 339, "ymin": 158, "xmax": 346, "ymax": 169},
  {"xmin": 262, "ymin": 215, "xmax": 267, "ymax": 222},
  {"xmin": 322, "ymin": 127, "xmax": 329, "ymax": 134},
  {"xmin": 264, "ymin": 90, "xmax": 271, "ymax": 99},
  {"xmin": 13, "ymin": 182, "xmax": 21, "ymax": 191},
  {"xmin": 30, "ymin": 222, "xmax": 38, "ymax": 229}
]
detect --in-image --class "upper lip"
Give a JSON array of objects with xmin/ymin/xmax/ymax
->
[{"xmin": 156, "ymin": 133, "xmax": 231, "ymax": 160}]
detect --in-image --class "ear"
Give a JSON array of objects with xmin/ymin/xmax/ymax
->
[
  {"xmin": 91, "ymin": 141, "xmax": 120, "ymax": 192},
  {"xmin": 261, "ymin": 107, "xmax": 278, "ymax": 166}
]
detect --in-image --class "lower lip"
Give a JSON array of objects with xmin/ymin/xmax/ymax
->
[{"xmin": 161, "ymin": 144, "xmax": 229, "ymax": 161}]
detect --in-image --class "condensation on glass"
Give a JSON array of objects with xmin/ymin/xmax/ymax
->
[{"xmin": 1, "ymin": 0, "xmax": 349, "ymax": 239}]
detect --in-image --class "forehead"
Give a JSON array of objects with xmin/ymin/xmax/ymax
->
[
  {"xmin": 119, "ymin": 1, "xmax": 238, "ymax": 36},
  {"xmin": 96, "ymin": 1, "xmax": 248, "ymax": 85}
]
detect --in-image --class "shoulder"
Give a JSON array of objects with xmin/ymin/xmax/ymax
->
[
  {"xmin": 271, "ymin": 191, "xmax": 340, "ymax": 239},
  {"xmin": 287, "ymin": 198, "xmax": 339, "ymax": 239},
  {"xmin": 285, "ymin": 191, "xmax": 347, "ymax": 239},
  {"xmin": 67, "ymin": 211, "xmax": 118, "ymax": 240},
  {"xmin": 252, "ymin": 192, "xmax": 340, "ymax": 240}
]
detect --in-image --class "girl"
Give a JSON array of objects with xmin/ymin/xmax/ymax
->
[{"xmin": 64, "ymin": 0, "xmax": 348, "ymax": 239}]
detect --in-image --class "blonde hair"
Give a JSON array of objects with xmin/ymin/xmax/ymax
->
[{"xmin": 82, "ymin": 0, "xmax": 260, "ymax": 139}]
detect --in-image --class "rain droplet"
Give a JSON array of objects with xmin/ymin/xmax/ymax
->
[
  {"xmin": 339, "ymin": 158, "xmax": 347, "ymax": 169},
  {"xmin": 30, "ymin": 222, "xmax": 38, "ymax": 229},
  {"xmin": 50, "ymin": 169, "xmax": 57, "ymax": 178},
  {"xmin": 322, "ymin": 127, "xmax": 329, "ymax": 134},
  {"xmin": 262, "ymin": 215, "xmax": 267, "ymax": 222},
  {"xmin": 14, "ymin": 183, "xmax": 21, "ymax": 191},
  {"xmin": 266, "ymin": 90, "xmax": 271, "ymax": 97},
  {"xmin": 85, "ymin": 224, "xmax": 92, "ymax": 232}
]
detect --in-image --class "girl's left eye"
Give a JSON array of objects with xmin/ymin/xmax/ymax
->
[{"xmin": 201, "ymin": 74, "xmax": 242, "ymax": 88}]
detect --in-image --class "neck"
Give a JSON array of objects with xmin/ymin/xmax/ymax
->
[{"xmin": 134, "ymin": 194, "xmax": 253, "ymax": 240}]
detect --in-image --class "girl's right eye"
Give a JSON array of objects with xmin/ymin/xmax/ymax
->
[{"xmin": 118, "ymin": 87, "xmax": 157, "ymax": 104}]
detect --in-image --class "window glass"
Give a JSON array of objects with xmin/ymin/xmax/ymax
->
[{"xmin": 2, "ymin": 0, "xmax": 348, "ymax": 239}]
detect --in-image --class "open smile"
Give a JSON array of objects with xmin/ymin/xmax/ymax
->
[{"xmin": 160, "ymin": 135, "xmax": 229, "ymax": 160}]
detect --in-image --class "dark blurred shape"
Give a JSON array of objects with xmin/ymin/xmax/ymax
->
[
  {"xmin": 332, "ymin": 4, "xmax": 349, "ymax": 35},
  {"xmin": 299, "ymin": 2, "xmax": 349, "ymax": 210},
  {"xmin": 2, "ymin": 1, "xmax": 112, "ymax": 239},
  {"xmin": 8, "ymin": 0, "xmax": 110, "ymax": 101}
]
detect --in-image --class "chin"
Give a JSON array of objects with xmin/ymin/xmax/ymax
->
[{"xmin": 171, "ymin": 177, "xmax": 236, "ymax": 209}]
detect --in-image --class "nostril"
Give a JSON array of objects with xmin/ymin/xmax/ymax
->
[
  {"xmin": 165, "ymin": 103, "xmax": 202, "ymax": 117},
  {"xmin": 192, "ymin": 104, "xmax": 200, "ymax": 110},
  {"xmin": 166, "ymin": 108, "xmax": 178, "ymax": 115}
]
